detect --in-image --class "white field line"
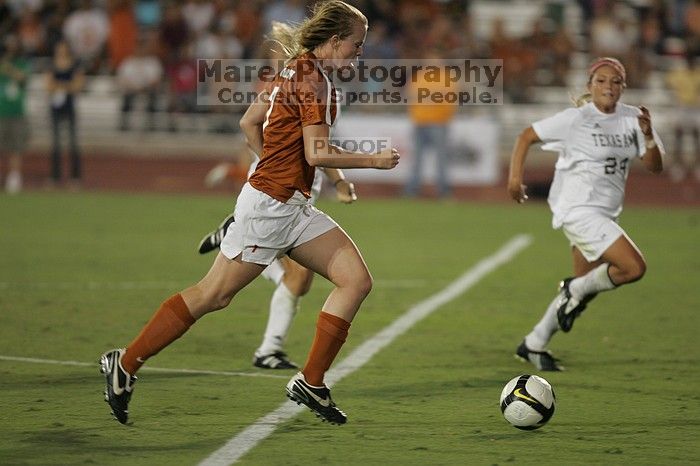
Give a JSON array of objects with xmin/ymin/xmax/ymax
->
[
  {"xmin": 199, "ymin": 234, "xmax": 533, "ymax": 466},
  {"xmin": 0, "ymin": 355, "xmax": 287, "ymax": 379}
]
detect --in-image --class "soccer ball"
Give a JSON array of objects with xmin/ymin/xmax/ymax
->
[{"xmin": 499, "ymin": 374, "xmax": 555, "ymax": 430}]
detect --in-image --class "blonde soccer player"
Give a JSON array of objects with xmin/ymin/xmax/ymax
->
[
  {"xmin": 508, "ymin": 57, "xmax": 664, "ymax": 371},
  {"xmin": 100, "ymin": 0, "xmax": 399, "ymax": 425}
]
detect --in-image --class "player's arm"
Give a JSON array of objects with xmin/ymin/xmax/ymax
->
[
  {"xmin": 239, "ymin": 92, "xmax": 269, "ymax": 157},
  {"xmin": 321, "ymin": 167, "xmax": 357, "ymax": 203},
  {"xmin": 303, "ymin": 124, "xmax": 399, "ymax": 169},
  {"xmin": 637, "ymin": 106, "xmax": 663, "ymax": 174},
  {"xmin": 507, "ymin": 126, "xmax": 541, "ymax": 203}
]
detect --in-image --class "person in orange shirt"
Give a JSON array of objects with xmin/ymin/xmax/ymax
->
[
  {"xmin": 100, "ymin": 0, "xmax": 399, "ymax": 426},
  {"xmin": 404, "ymin": 51, "xmax": 457, "ymax": 197}
]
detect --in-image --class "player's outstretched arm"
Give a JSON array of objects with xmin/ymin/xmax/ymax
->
[
  {"xmin": 303, "ymin": 124, "xmax": 399, "ymax": 170},
  {"xmin": 508, "ymin": 126, "xmax": 540, "ymax": 203}
]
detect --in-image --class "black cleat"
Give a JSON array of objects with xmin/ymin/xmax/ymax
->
[
  {"xmin": 515, "ymin": 340, "xmax": 563, "ymax": 371},
  {"xmin": 100, "ymin": 349, "xmax": 137, "ymax": 424},
  {"xmin": 556, "ymin": 278, "xmax": 596, "ymax": 332},
  {"xmin": 286, "ymin": 372, "xmax": 347, "ymax": 425},
  {"xmin": 197, "ymin": 213, "xmax": 235, "ymax": 254},
  {"xmin": 253, "ymin": 351, "xmax": 299, "ymax": 369}
]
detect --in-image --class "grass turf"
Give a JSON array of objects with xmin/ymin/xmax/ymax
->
[{"xmin": 0, "ymin": 192, "xmax": 698, "ymax": 465}]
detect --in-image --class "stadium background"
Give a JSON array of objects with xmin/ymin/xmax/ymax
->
[{"xmin": 1, "ymin": 0, "xmax": 699, "ymax": 204}]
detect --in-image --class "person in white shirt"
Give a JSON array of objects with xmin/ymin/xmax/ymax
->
[
  {"xmin": 62, "ymin": 0, "xmax": 109, "ymax": 73},
  {"xmin": 507, "ymin": 57, "xmax": 664, "ymax": 371},
  {"xmin": 116, "ymin": 39, "xmax": 163, "ymax": 131}
]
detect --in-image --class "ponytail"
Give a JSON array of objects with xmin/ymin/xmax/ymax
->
[
  {"xmin": 267, "ymin": 0, "xmax": 367, "ymax": 59},
  {"xmin": 570, "ymin": 92, "xmax": 591, "ymax": 107}
]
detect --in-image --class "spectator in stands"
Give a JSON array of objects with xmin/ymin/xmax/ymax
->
[
  {"xmin": 107, "ymin": 0, "xmax": 138, "ymax": 72},
  {"xmin": 0, "ymin": 1, "xmax": 14, "ymax": 39},
  {"xmin": 17, "ymin": 7, "xmax": 45, "ymax": 57},
  {"xmin": 361, "ymin": 19, "xmax": 397, "ymax": 59},
  {"xmin": 685, "ymin": 0, "xmax": 700, "ymax": 58},
  {"xmin": 508, "ymin": 57, "xmax": 664, "ymax": 371},
  {"xmin": 231, "ymin": 1, "xmax": 262, "ymax": 58},
  {"xmin": 46, "ymin": 40, "xmax": 84, "ymax": 188},
  {"xmin": 165, "ymin": 40, "xmax": 197, "ymax": 132},
  {"xmin": 0, "ymin": 34, "xmax": 30, "ymax": 194},
  {"xmin": 404, "ymin": 50, "xmax": 457, "ymax": 198},
  {"xmin": 62, "ymin": 0, "xmax": 109, "ymax": 74},
  {"xmin": 42, "ymin": 1, "xmax": 71, "ymax": 56},
  {"xmin": 488, "ymin": 16, "xmax": 536, "ymax": 102},
  {"xmin": 666, "ymin": 53, "xmax": 700, "ymax": 182},
  {"xmin": 158, "ymin": 1, "xmax": 188, "ymax": 65},
  {"xmin": 117, "ymin": 33, "xmax": 163, "ymax": 132},
  {"xmin": 182, "ymin": 0, "xmax": 215, "ymax": 37},
  {"xmin": 550, "ymin": 24, "xmax": 575, "ymax": 87}
]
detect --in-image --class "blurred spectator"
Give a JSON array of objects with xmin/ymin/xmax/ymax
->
[
  {"xmin": 425, "ymin": 11, "xmax": 462, "ymax": 58},
  {"xmin": 232, "ymin": 1, "xmax": 262, "ymax": 58},
  {"xmin": 396, "ymin": 0, "xmax": 439, "ymax": 58},
  {"xmin": 158, "ymin": 1, "xmax": 189, "ymax": 64},
  {"xmin": 107, "ymin": 0, "xmax": 138, "ymax": 72},
  {"xmin": 550, "ymin": 24, "xmax": 575, "ymax": 87},
  {"xmin": 527, "ymin": 16, "xmax": 557, "ymax": 86},
  {"xmin": 17, "ymin": 7, "xmax": 45, "ymax": 56},
  {"xmin": 359, "ymin": 19, "xmax": 397, "ymax": 59},
  {"xmin": 42, "ymin": 0, "xmax": 71, "ymax": 54},
  {"xmin": 117, "ymin": 34, "xmax": 162, "ymax": 131},
  {"xmin": 62, "ymin": 0, "xmax": 109, "ymax": 74},
  {"xmin": 0, "ymin": 34, "xmax": 30, "ymax": 194},
  {"xmin": 686, "ymin": 0, "xmax": 700, "ymax": 59},
  {"xmin": 46, "ymin": 40, "xmax": 85, "ymax": 188},
  {"xmin": 134, "ymin": 0, "xmax": 161, "ymax": 29},
  {"xmin": 666, "ymin": 54, "xmax": 700, "ymax": 182},
  {"xmin": 0, "ymin": 1, "xmax": 15, "ymax": 38},
  {"xmin": 404, "ymin": 53, "xmax": 457, "ymax": 198},
  {"xmin": 165, "ymin": 40, "xmax": 198, "ymax": 132},
  {"xmin": 488, "ymin": 17, "xmax": 536, "ymax": 102},
  {"xmin": 455, "ymin": 12, "xmax": 488, "ymax": 59},
  {"xmin": 589, "ymin": 4, "xmax": 635, "ymax": 58},
  {"xmin": 182, "ymin": 0, "xmax": 215, "ymax": 37}
]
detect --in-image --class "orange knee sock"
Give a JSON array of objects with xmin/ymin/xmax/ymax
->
[
  {"xmin": 302, "ymin": 311, "xmax": 351, "ymax": 386},
  {"xmin": 121, "ymin": 293, "xmax": 196, "ymax": 375}
]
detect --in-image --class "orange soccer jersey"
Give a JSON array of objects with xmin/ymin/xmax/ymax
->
[{"xmin": 248, "ymin": 52, "xmax": 338, "ymax": 203}]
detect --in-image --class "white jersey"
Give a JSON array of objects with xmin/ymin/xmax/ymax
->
[
  {"xmin": 247, "ymin": 156, "xmax": 324, "ymax": 204},
  {"xmin": 533, "ymin": 102, "xmax": 664, "ymax": 228}
]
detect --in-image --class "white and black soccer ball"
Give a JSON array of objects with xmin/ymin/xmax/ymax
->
[{"xmin": 499, "ymin": 374, "xmax": 555, "ymax": 430}]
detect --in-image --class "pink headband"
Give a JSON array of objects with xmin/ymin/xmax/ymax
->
[{"xmin": 588, "ymin": 57, "xmax": 626, "ymax": 82}]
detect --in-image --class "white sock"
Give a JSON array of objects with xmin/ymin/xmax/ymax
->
[
  {"xmin": 524, "ymin": 294, "xmax": 560, "ymax": 351},
  {"xmin": 569, "ymin": 263, "xmax": 616, "ymax": 299},
  {"xmin": 255, "ymin": 282, "xmax": 300, "ymax": 356}
]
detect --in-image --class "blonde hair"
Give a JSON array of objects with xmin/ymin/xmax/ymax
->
[
  {"xmin": 268, "ymin": 0, "xmax": 367, "ymax": 59},
  {"xmin": 570, "ymin": 92, "xmax": 591, "ymax": 107}
]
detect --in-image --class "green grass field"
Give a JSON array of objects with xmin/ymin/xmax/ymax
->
[{"xmin": 1, "ymin": 191, "xmax": 698, "ymax": 465}]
